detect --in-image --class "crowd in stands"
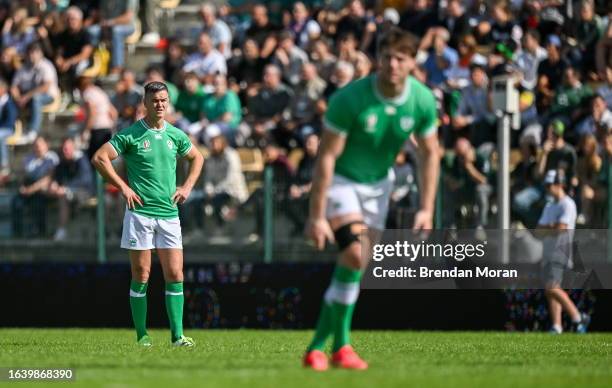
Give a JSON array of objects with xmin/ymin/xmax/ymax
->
[{"xmin": 0, "ymin": 0, "xmax": 610, "ymax": 241}]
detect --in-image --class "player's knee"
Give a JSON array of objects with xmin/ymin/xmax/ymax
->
[
  {"xmin": 164, "ymin": 268, "xmax": 184, "ymax": 282},
  {"xmin": 131, "ymin": 264, "xmax": 151, "ymax": 282},
  {"xmin": 340, "ymin": 243, "xmax": 366, "ymax": 270}
]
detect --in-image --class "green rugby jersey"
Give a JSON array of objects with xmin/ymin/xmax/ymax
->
[
  {"xmin": 109, "ymin": 119, "xmax": 192, "ymax": 219},
  {"xmin": 324, "ymin": 75, "xmax": 438, "ymax": 183}
]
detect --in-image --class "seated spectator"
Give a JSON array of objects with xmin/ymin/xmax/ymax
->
[
  {"xmin": 353, "ymin": 50, "xmax": 372, "ymax": 79},
  {"xmin": 398, "ymin": 0, "xmax": 438, "ymax": 38},
  {"xmin": 515, "ymin": 29, "xmax": 547, "ymax": 90},
  {"xmin": 286, "ymin": 132, "xmax": 319, "ymax": 235},
  {"xmin": 536, "ymin": 35, "xmax": 569, "ymax": 113},
  {"xmin": 199, "ymin": 3, "xmax": 232, "ymax": 58},
  {"xmin": 387, "ymin": 150, "xmax": 419, "ymax": 229},
  {"xmin": 47, "ymin": 137, "xmax": 94, "ymax": 241},
  {"xmin": 111, "ymin": 69, "xmax": 144, "ymax": 130},
  {"xmin": 162, "ymin": 38, "xmax": 186, "ymax": 86},
  {"xmin": 336, "ymin": 0, "xmax": 375, "ymax": 51},
  {"xmin": 567, "ymin": 0, "xmax": 602, "ymax": 76},
  {"xmin": 576, "ymin": 134, "xmax": 602, "ymax": 225},
  {"xmin": 511, "ymin": 136, "xmax": 541, "ymax": 227},
  {"xmin": 11, "ymin": 136, "xmax": 59, "ymax": 237},
  {"xmin": 595, "ymin": 24, "xmax": 612, "ymax": 81},
  {"xmin": 245, "ymin": 4, "xmax": 280, "ymax": 58},
  {"xmin": 446, "ymin": 35, "xmax": 480, "ymax": 90},
  {"xmin": 420, "ymin": 28, "xmax": 458, "ymax": 88},
  {"xmin": 289, "ymin": 2, "xmax": 321, "ymax": 49},
  {"xmin": 175, "ymin": 72, "xmax": 206, "ymax": 136},
  {"xmin": 201, "ymin": 74, "xmax": 242, "ymax": 142},
  {"xmin": 441, "ymin": 0, "xmax": 472, "ymax": 49},
  {"xmin": 1, "ymin": 7, "xmax": 36, "ymax": 56},
  {"xmin": 283, "ymin": 63, "xmax": 326, "ymax": 147},
  {"xmin": 538, "ymin": 120, "xmax": 578, "ymax": 190},
  {"xmin": 443, "ymin": 137, "xmax": 492, "ymax": 231},
  {"xmin": 87, "ymin": 0, "xmax": 138, "ymax": 74},
  {"xmin": 549, "ymin": 66, "xmax": 593, "ymax": 125},
  {"xmin": 272, "ymin": 30, "xmax": 309, "ymax": 87},
  {"xmin": 323, "ymin": 60, "xmax": 354, "ymax": 99},
  {"xmin": 482, "ymin": 0, "xmax": 522, "ymax": 47},
  {"xmin": 10, "ymin": 42, "xmax": 60, "ymax": 139},
  {"xmin": 182, "ymin": 32, "xmax": 227, "ymax": 85},
  {"xmin": 77, "ymin": 74, "xmax": 117, "ymax": 160},
  {"xmin": 54, "ymin": 6, "xmax": 93, "ymax": 95},
  {"xmin": 309, "ymin": 39, "xmax": 336, "ymax": 81},
  {"xmin": 243, "ymin": 141, "xmax": 294, "ymax": 241},
  {"xmin": 228, "ymin": 38, "xmax": 265, "ymax": 95},
  {"xmin": 596, "ymin": 67, "xmax": 612, "ymax": 107},
  {"xmin": 246, "ymin": 64, "xmax": 293, "ymax": 147},
  {"xmin": 181, "ymin": 126, "xmax": 248, "ymax": 234},
  {"xmin": 0, "ymin": 46, "xmax": 21, "ymax": 83},
  {"xmin": 452, "ymin": 60, "xmax": 495, "ymax": 147},
  {"xmin": 575, "ymin": 94, "xmax": 612, "ymax": 138},
  {"xmin": 0, "ymin": 78, "xmax": 17, "ymax": 180}
]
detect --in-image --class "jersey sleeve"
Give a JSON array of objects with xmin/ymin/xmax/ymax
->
[
  {"xmin": 109, "ymin": 130, "xmax": 131, "ymax": 155},
  {"xmin": 323, "ymin": 90, "xmax": 353, "ymax": 136},
  {"xmin": 176, "ymin": 130, "xmax": 193, "ymax": 157},
  {"xmin": 414, "ymin": 87, "xmax": 438, "ymax": 138}
]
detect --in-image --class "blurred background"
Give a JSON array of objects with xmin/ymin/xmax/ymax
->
[{"xmin": 0, "ymin": 0, "xmax": 611, "ymax": 331}]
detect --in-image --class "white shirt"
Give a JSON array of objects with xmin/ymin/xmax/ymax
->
[
  {"xmin": 538, "ymin": 194, "xmax": 576, "ymax": 229},
  {"xmin": 183, "ymin": 49, "xmax": 227, "ymax": 78}
]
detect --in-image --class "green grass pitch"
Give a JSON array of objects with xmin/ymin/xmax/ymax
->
[{"xmin": 0, "ymin": 329, "xmax": 611, "ymax": 387}]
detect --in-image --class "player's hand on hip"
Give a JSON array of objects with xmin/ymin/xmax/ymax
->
[
  {"xmin": 122, "ymin": 186, "xmax": 143, "ymax": 210},
  {"xmin": 172, "ymin": 186, "xmax": 192, "ymax": 205},
  {"xmin": 306, "ymin": 217, "xmax": 335, "ymax": 251},
  {"xmin": 413, "ymin": 209, "xmax": 433, "ymax": 235}
]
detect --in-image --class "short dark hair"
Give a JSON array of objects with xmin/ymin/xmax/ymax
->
[
  {"xmin": 27, "ymin": 42, "xmax": 42, "ymax": 54},
  {"xmin": 144, "ymin": 81, "xmax": 169, "ymax": 97},
  {"xmin": 378, "ymin": 27, "xmax": 418, "ymax": 57}
]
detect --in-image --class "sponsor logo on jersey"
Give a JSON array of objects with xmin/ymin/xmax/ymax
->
[
  {"xmin": 385, "ymin": 106, "xmax": 396, "ymax": 115},
  {"xmin": 129, "ymin": 238, "xmax": 137, "ymax": 247},
  {"xmin": 400, "ymin": 117, "xmax": 415, "ymax": 132},
  {"xmin": 366, "ymin": 114, "xmax": 378, "ymax": 133},
  {"xmin": 154, "ymin": 134, "xmax": 162, "ymax": 139},
  {"xmin": 167, "ymin": 140, "xmax": 174, "ymax": 150}
]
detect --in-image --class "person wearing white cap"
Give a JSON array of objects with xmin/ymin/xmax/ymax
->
[{"xmin": 537, "ymin": 169, "xmax": 590, "ymax": 334}]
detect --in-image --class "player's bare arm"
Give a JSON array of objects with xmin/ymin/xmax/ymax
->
[
  {"xmin": 414, "ymin": 132, "xmax": 440, "ymax": 231},
  {"xmin": 306, "ymin": 129, "xmax": 346, "ymax": 250},
  {"xmin": 91, "ymin": 142, "xmax": 143, "ymax": 210},
  {"xmin": 172, "ymin": 146, "xmax": 204, "ymax": 205}
]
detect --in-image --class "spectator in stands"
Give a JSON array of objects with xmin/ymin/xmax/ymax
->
[
  {"xmin": 1, "ymin": 7, "xmax": 36, "ymax": 56},
  {"xmin": 284, "ymin": 63, "xmax": 326, "ymax": 146},
  {"xmin": 200, "ymin": 3, "xmax": 232, "ymax": 59},
  {"xmin": 0, "ymin": 46, "xmax": 20, "ymax": 84},
  {"xmin": 201, "ymin": 74, "xmax": 242, "ymax": 142},
  {"xmin": 246, "ymin": 64, "xmax": 293, "ymax": 147},
  {"xmin": 398, "ymin": 0, "xmax": 438, "ymax": 38},
  {"xmin": 335, "ymin": 0, "xmax": 375, "ymax": 51},
  {"xmin": 309, "ymin": 39, "xmax": 336, "ymax": 81},
  {"xmin": 77, "ymin": 74, "xmax": 117, "ymax": 160},
  {"xmin": 596, "ymin": 67, "xmax": 612, "ymax": 107},
  {"xmin": 387, "ymin": 150, "xmax": 418, "ymax": 229},
  {"xmin": 538, "ymin": 120, "xmax": 578, "ymax": 190},
  {"xmin": 511, "ymin": 136, "xmax": 541, "ymax": 227},
  {"xmin": 111, "ymin": 69, "xmax": 144, "ymax": 130},
  {"xmin": 10, "ymin": 42, "xmax": 59, "ymax": 140},
  {"xmin": 245, "ymin": 4, "xmax": 279, "ymax": 58},
  {"xmin": 576, "ymin": 134, "xmax": 602, "ymax": 225},
  {"xmin": 452, "ymin": 59, "xmax": 495, "ymax": 147},
  {"xmin": 140, "ymin": 0, "xmax": 161, "ymax": 45},
  {"xmin": 595, "ymin": 24, "xmax": 612, "ymax": 81},
  {"xmin": 353, "ymin": 50, "xmax": 372, "ymax": 79},
  {"xmin": 536, "ymin": 35, "xmax": 568, "ymax": 113},
  {"xmin": 337, "ymin": 32, "xmax": 360, "ymax": 66},
  {"xmin": 484, "ymin": 0, "xmax": 522, "ymax": 47},
  {"xmin": 444, "ymin": 137, "xmax": 492, "ymax": 232},
  {"xmin": 184, "ymin": 125, "xmax": 248, "ymax": 234},
  {"xmin": 47, "ymin": 137, "xmax": 93, "ymax": 241},
  {"xmin": 515, "ymin": 29, "xmax": 547, "ymax": 90},
  {"xmin": 183, "ymin": 31, "xmax": 227, "ymax": 85},
  {"xmin": 289, "ymin": 1, "xmax": 321, "ymax": 50},
  {"xmin": 162, "ymin": 38, "xmax": 186, "ymax": 86},
  {"xmin": 228, "ymin": 38, "xmax": 265, "ymax": 92},
  {"xmin": 88, "ymin": 0, "xmax": 138, "ymax": 74},
  {"xmin": 54, "ymin": 6, "xmax": 93, "ymax": 95},
  {"xmin": 575, "ymin": 94, "xmax": 612, "ymax": 138},
  {"xmin": 422, "ymin": 28, "xmax": 459, "ymax": 88},
  {"xmin": 567, "ymin": 0, "xmax": 601, "ymax": 76},
  {"xmin": 0, "ymin": 78, "xmax": 17, "ymax": 180},
  {"xmin": 37, "ymin": 9, "xmax": 66, "ymax": 61},
  {"xmin": 549, "ymin": 66, "xmax": 593, "ymax": 125},
  {"xmin": 11, "ymin": 136, "xmax": 59, "ymax": 237},
  {"xmin": 441, "ymin": 0, "xmax": 471, "ymax": 49},
  {"xmin": 323, "ymin": 60, "xmax": 354, "ymax": 99},
  {"xmin": 175, "ymin": 72, "xmax": 206, "ymax": 137},
  {"xmin": 286, "ymin": 132, "xmax": 318, "ymax": 235},
  {"xmin": 272, "ymin": 30, "xmax": 309, "ymax": 87},
  {"xmin": 243, "ymin": 141, "xmax": 293, "ymax": 242}
]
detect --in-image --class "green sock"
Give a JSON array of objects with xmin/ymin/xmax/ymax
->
[
  {"xmin": 129, "ymin": 281, "xmax": 148, "ymax": 341},
  {"xmin": 165, "ymin": 282, "xmax": 184, "ymax": 342},
  {"xmin": 329, "ymin": 266, "xmax": 362, "ymax": 352},
  {"xmin": 308, "ymin": 301, "xmax": 334, "ymax": 351}
]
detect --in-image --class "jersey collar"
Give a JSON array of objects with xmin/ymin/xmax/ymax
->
[
  {"xmin": 372, "ymin": 74, "xmax": 411, "ymax": 106},
  {"xmin": 140, "ymin": 118, "xmax": 167, "ymax": 132}
]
